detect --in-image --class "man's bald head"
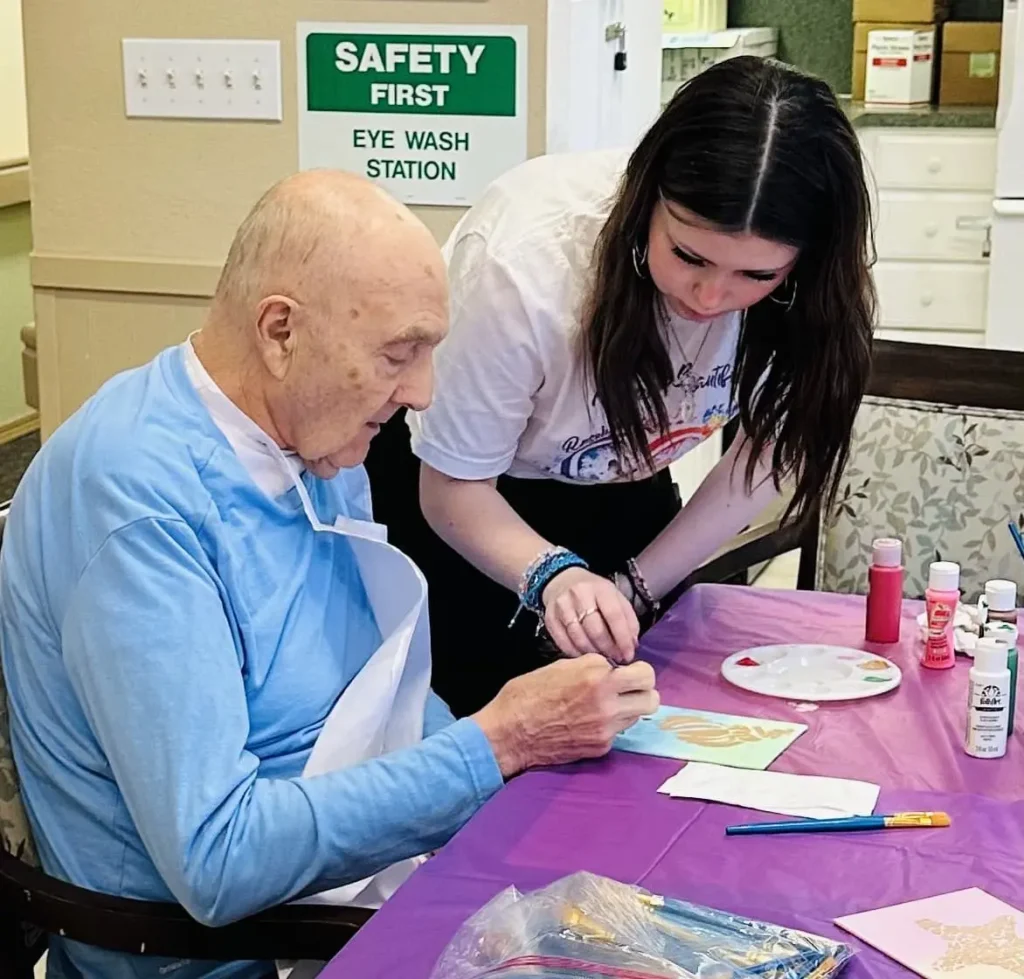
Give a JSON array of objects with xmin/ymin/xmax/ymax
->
[
  {"xmin": 197, "ymin": 170, "xmax": 448, "ymax": 478},
  {"xmin": 213, "ymin": 169, "xmax": 442, "ymax": 320}
]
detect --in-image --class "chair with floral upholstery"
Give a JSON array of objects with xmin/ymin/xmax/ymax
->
[
  {"xmin": 796, "ymin": 340, "xmax": 1024, "ymax": 602},
  {"xmin": 0, "ymin": 506, "xmax": 372, "ymax": 977}
]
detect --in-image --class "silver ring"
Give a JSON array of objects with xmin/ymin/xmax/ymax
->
[{"xmin": 576, "ymin": 607, "xmax": 599, "ymax": 624}]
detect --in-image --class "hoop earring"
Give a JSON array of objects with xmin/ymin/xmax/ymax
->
[
  {"xmin": 631, "ymin": 242, "xmax": 649, "ymax": 278},
  {"xmin": 768, "ymin": 277, "xmax": 798, "ymax": 311}
]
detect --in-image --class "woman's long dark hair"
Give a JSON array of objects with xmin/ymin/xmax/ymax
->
[{"xmin": 581, "ymin": 56, "xmax": 875, "ymax": 522}]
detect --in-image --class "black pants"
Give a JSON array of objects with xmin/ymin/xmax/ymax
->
[{"xmin": 365, "ymin": 411, "xmax": 681, "ymax": 717}]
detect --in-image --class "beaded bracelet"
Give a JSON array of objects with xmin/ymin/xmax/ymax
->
[
  {"xmin": 625, "ymin": 558, "xmax": 660, "ymax": 617},
  {"xmin": 510, "ymin": 546, "xmax": 589, "ymax": 627}
]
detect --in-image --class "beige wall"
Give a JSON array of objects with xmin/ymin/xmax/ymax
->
[
  {"xmin": 0, "ymin": 202, "xmax": 32, "ymax": 426},
  {"xmin": 23, "ymin": 0, "xmax": 548, "ymax": 437},
  {"xmin": 0, "ymin": 0, "xmax": 32, "ymax": 431},
  {"xmin": 0, "ymin": 0, "xmax": 28, "ymax": 167}
]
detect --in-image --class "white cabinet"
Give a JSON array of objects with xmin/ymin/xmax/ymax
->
[
  {"xmin": 870, "ymin": 131, "xmax": 997, "ymax": 192},
  {"xmin": 875, "ymin": 192, "xmax": 992, "ymax": 261},
  {"xmin": 873, "ymin": 262, "xmax": 989, "ymax": 330},
  {"xmin": 859, "ymin": 127, "xmax": 995, "ymax": 347}
]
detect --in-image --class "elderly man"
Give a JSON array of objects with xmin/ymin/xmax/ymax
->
[{"xmin": 0, "ymin": 172, "xmax": 659, "ymax": 979}]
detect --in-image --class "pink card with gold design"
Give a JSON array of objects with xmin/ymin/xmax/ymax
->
[{"xmin": 836, "ymin": 888, "xmax": 1024, "ymax": 979}]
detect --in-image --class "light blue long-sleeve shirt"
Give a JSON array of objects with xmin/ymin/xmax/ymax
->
[{"xmin": 0, "ymin": 345, "xmax": 503, "ymax": 979}]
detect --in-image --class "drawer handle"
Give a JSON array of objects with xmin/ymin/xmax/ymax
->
[
  {"xmin": 920, "ymin": 294, "xmax": 934, "ymax": 308},
  {"xmin": 925, "ymin": 224, "xmax": 939, "ymax": 238},
  {"xmin": 927, "ymin": 158, "xmax": 943, "ymax": 174}
]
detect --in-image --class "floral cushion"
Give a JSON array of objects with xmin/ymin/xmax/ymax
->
[{"xmin": 819, "ymin": 396, "xmax": 1024, "ymax": 602}]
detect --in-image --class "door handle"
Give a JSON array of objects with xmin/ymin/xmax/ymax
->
[
  {"xmin": 956, "ymin": 216, "xmax": 992, "ymax": 231},
  {"xmin": 956, "ymin": 215, "xmax": 993, "ymax": 257},
  {"xmin": 605, "ymin": 22, "xmax": 628, "ymax": 70}
]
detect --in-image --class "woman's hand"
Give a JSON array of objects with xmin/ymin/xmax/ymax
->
[{"xmin": 542, "ymin": 567, "xmax": 640, "ymax": 663}]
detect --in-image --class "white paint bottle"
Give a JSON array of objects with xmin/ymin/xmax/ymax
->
[{"xmin": 965, "ymin": 637, "xmax": 1011, "ymax": 759}]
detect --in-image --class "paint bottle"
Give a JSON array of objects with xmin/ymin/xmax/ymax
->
[
  {"xmin": 981, "ymin": 579, "xmax": 1018, "ymax": 627},
  {"xmin": 965, "ymin": 637, "xmax": 1011, "ymax": 758},
  {"xmin": 866, "ymin": 538, "xmax": 903, "ymax": 644},
  {"xmin": 923, "ymin": 561, "xmax": 960, "ymax": 670},
  {"xmin": 983, "ymin": 621, "xmax": 1018, "ymax": 734}
]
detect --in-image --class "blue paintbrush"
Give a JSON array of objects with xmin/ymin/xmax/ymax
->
[
  {"xmin": 1009, "ymin": 522, "xmax": 1024, "ymax": 564},
  {"xmin": 725, "ymin": 812, "xmax": 951, "ymax": 836}
]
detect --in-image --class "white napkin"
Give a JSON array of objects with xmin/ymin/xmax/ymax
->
[
  {"xmin": 658, "ymin": 762, "xmax": 880, "ymax": 820},
  {"xmin": 916, "ymin": 602, "xmax": 984, "ymax": 656}
]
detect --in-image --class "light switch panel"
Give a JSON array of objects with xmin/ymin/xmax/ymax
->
[{"xmin": 122, "ymin": 38, "xmax": 282, "ymax": 121}]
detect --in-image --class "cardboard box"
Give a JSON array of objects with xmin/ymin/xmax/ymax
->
[
  {"xmin": 853, "ymin": 0, "xmax": 949, "ymax": 22},
  {"xmin": 663, "ymin": 0, "xmax": 726, "ymax": 32},
  {"xmin": 865, "ymin": 28, "xmax": 936, "ymax": 105},
  {"xmin": 853, "ymin": 21, "xmax": 931, "ymax": 100},
  {"xmin": 939, "ymin": 21, "xmax": 1002, "ymax": 106}
]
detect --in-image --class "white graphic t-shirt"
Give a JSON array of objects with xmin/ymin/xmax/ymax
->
[{"xmin": 408, "ymin": 148, "xmax": 740, "ymax": 485}]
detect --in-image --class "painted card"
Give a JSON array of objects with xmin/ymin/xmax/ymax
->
[
  {"xmin": 613, "ymin": 705, "xmax": 807, "ymax": 770},
  {"xmin": 836, "ymin": 888, "xmax": 1024, "ymax": 979}
]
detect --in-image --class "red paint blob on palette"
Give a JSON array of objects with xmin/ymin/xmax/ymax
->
[{"xmin": 736, "ymin": 657, "xmax": 761, "ymax": 667}]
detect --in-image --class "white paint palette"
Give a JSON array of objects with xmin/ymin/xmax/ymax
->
[{"xmin": 721, "ymin": 645, "xmax": 902, "ymax": 702}]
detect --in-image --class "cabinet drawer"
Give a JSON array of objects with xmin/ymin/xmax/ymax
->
[
  {"xmin": 876, "ymin": 328, "xmax": 982, "ymax": 348},
  {"xmin": 875, "ymin": 192, "xmax": 991, "ymax": 262},
  {"xmin": 874, "ymin": 261, "xmax": 988, "ymax": 330},
  {"xmin": 871, "ymin": 131, "xmax": 996, "ymax": 192}
]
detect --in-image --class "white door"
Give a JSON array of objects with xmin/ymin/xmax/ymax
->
[
  {"xmin": 986, "ymin": 0, "xmax": 1024, "ymax": 347},
  {"xmin": 546, "ymin": 0, "xmax": 662, "ymax": 154},
  {"xmin": 996, "ymin": 0, "xmax": 1024, "ymax": 197}
]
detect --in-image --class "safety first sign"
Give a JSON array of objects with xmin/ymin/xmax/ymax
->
[{"xmin": 298, "ymin": 23, "xmax": 528, "ymax": 206}]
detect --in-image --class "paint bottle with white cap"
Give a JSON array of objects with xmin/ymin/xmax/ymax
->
[
  {"xmin": 980, "ymin": 579, "xmax": 1018, "ymax": 628},
  {"xmin": 965, "ymin": 637, "xmax": 1011, "ymax": 758},
  {"xmin": 923, "ymin": 561, "xmax": 960, "ymax": 670},
  {"xmin": 983, "ymin": 621, "xmax": 1018, "ymax": 734},
  {"xmin": 866, "ymin": 538, "xmax": 903, "ymax": 643}
]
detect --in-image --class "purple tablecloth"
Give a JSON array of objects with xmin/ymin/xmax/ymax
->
[{"xmin": 323, "ymin": 585, "xmax": 1024, "ymax": 979}]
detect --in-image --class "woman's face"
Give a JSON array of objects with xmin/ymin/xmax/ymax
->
[{"xmin": 646, "ymin": 199, "xmax": 799, "ymax": 322}]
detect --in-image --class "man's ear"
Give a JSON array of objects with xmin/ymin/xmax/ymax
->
[{"xmin": 254, "ymin": 295, "xmax": 299, "ymax": 381}]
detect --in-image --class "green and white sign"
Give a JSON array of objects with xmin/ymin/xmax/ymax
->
[{"xmin": 297, "ymin": 23, "xmax": 528, "ymax": 206}]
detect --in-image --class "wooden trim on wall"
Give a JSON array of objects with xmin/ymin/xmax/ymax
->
[
  {"xmin": 34, "ymin": 290, "xmax": 61, "ymax": 442},
  {"xmin": 0, "ymin": 163, "xmax": 30, "ymax": 208},
  {"xmin": 0, "ymin": 410, "xmax": 40, "ymax": 446},
  {"xmin": 31, "ymin": 253, "xmax": 220, "ymax": 298}
]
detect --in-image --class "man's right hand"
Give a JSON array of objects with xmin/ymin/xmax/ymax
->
[{"xmin": 473, "ymin": 655, "xmax": 659, "ymax": 778}]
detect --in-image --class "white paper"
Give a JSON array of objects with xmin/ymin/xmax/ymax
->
[
  {"xmin": 916, "ymin": 604, "xmax": 983, "ymax": 657},
  {"xmin": 658, "ymin": 762, "xmax": 880, "ymax": 820}
]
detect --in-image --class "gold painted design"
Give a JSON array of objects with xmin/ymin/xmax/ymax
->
[
  {"xmin": 562, "ymin": 905, "xmax": 621, "ymax": 943},
  {"xmin": 657, "ymin": 715, "xmax": 792, "ymax": 748},
  {"xmin": 918, "ymin": 915, "xmax": 1024, "ymax": 976}
]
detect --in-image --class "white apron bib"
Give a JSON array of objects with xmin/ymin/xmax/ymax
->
[{"xmin": 276, "ymin": 463, "xmax": 432, "ymax": 977}]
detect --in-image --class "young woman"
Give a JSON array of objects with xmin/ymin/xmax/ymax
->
[{"xmin": 365, "ymin": 56, "xmax": 875, "ymax": 718}]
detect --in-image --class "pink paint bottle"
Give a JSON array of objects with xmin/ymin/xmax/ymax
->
[
  {"xmin": 923, "ymin": 561, "xmax": 960, "ymax": 670},
  {"xmin": 866, "ymin": 538, "xmax": 903, "ymax": 644}
]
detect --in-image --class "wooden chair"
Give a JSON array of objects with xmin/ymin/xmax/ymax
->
[
  {"xmin": 0, "ymin": 508, "xmax": 372, "ymax": 977},
  {"xmin": 680, "ymin": 339, "xmax": 1024, "ymax": 600}
]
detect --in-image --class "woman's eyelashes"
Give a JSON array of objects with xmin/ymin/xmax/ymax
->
[
  {"xmin": 672, "ymin": 246, "xmax": 705, "ymax": 267},
  {"xmin": 671, "ymin": 246, "xmax": 780, "ymax": 283}
]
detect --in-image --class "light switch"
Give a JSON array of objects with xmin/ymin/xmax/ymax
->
[{"xmin": 122, "ymin": 38, "xmax": 282, "ymax": 121}]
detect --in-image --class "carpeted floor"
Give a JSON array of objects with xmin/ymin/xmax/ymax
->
[{"xmin": 0, "ymin": 430, "xmax": 40, "ymax": 504}]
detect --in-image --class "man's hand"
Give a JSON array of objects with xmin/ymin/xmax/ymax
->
[
  {"xmin": 472, "ymin": 655, "xmax": 659, "ymax": 777},
  {"xmin": 542, "ymin": 567, "xmax": 639, "ymax": 663}
]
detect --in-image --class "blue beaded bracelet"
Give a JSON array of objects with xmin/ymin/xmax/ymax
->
[{"xmin": 510, "ymin": 546, "xmax": 589, "ymax": 627}]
